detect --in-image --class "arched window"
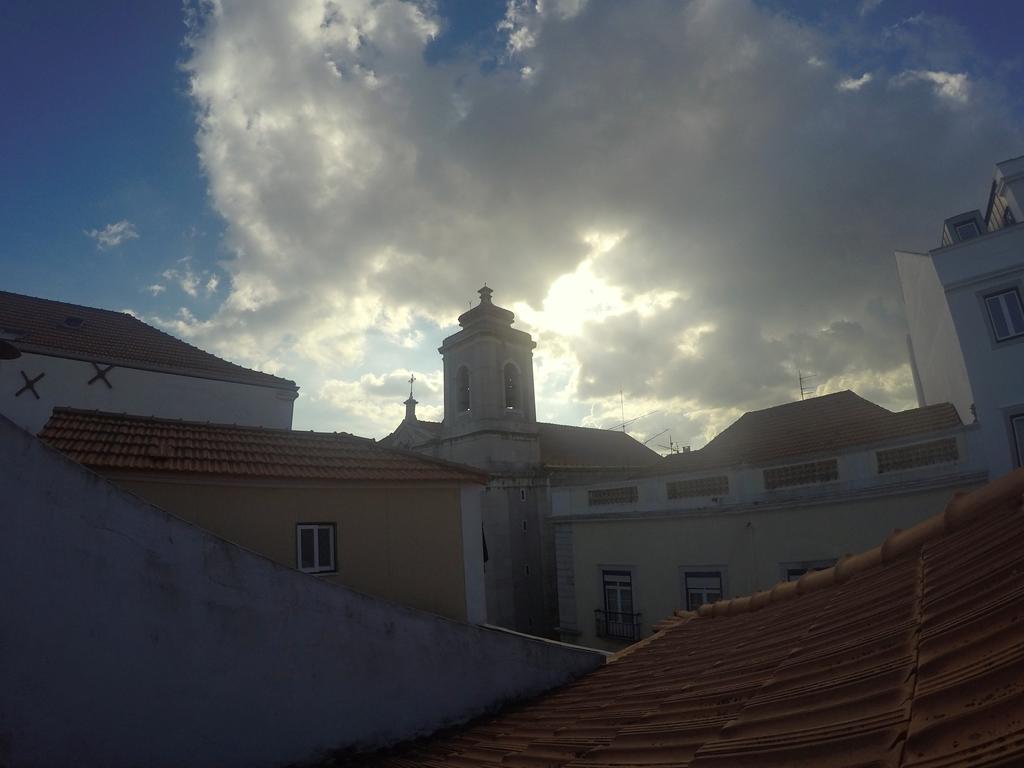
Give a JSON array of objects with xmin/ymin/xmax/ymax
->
[
  {"xmin": 504, "ymin": 362, "xmax": 520, "ymax": 410},
  {"xmin": 456, "ymin": 366, "xmax": 471, "ymax": 411}
]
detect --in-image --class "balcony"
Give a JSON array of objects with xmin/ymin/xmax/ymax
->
[{"xmin": 594, "ymin": 609, "xmax": 642, "ymax": 642}]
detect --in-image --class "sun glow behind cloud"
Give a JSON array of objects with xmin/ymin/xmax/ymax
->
[
  {"xmin": 171, "ymin": 0, "xmax": 1022, "ymax": 449},
  {"xmin": 513, "ymin": 232, "xmax": 679, "ymax": 339}
]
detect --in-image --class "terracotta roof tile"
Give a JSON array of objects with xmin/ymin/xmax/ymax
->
[
  {"xmin": 0, "ymin": 290, "xmax": 296, "ymax": 390},
  {"xmin": 537, "ymin": 423, "xmax": 661, "ymax": 468},
  {"xmin": 361, "ymin": 470, "xmax": 1024, "ymax": 768},
  {"xmin": 390, "ymin": 420, "xmax": 660, "ymax": 469},
  {"xmin": 39, "ymin": 408, "xmax": 488, "ymax": 484},
  {"xmin": 652, "ymin": 391, "xmax": 962, "ymax": 475}
]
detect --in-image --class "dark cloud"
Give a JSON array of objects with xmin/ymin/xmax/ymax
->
[{"xmin": 179, "ymin": 0, "xmax": 1022, "ymax": 443}]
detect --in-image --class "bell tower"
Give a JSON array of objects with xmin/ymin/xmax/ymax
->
[{"xmin": 439, "ymin": 286, "xmax": 538, "ymax": 446}]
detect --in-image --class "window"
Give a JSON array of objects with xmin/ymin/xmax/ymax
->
[
  {"xmin": 683, "ymin": 571, "xmax": 723, "ymax": 612},
  {"xmin": 984, "ymin": 288, "xmax": 1024, "ymax": 342},
  {"xmin": 588, "ymin": 486, "xmax": 639, "ymax": 506},
  {"xmin": 455, "ymin": 366, "xmax": 471, "ymax": 411},
  {"xmin": 667, "ymin": 475, "xmax": 729, "ymax": 499},
  {"xmin": 504, "ymin": 363, "xmax": 521, "ymax": 410},
  {"xmin": 603, "ymin": 570, "xmax": 634, "ymax": 615},
  {"xmin": 781, "ymin": 560, "xmax": 835, "ymax": 582},
  {"xmin": 876, "ymin": 438, "xmax": 958, "ymax": 474},
  {"xmin": 1012, "ymin": 414, "xmax": 1024, "ymax": 468},
  {"xmin": 763, "ymin": 459, "xmax": 838, "ymax": 490},
  {"xmin": 955, "ymin": 220, "xmax": 980, "ymax": 241},
  {"xmin": 296, "ymin": 524, "xmax": 336, "ymax": 574},
  {"xmin": 596, "ymin": 569, "xmax": 641, "ymax": 641},
  {"xmin": 520, "ymin": 488, "xmax": 527, "ymax": 502}
]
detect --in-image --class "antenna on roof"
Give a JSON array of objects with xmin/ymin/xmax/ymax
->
[
  {"xmin": 655, "ymin": 433, "xmax": 688, "ymax": 454},
  {"xmin": 643, "ymin": 428, "xmax": 669, "ymax": 446},
  {"xmin": 798, "ymin": 370, "xmax": 817, "ymax": 400},
  {"xmin": 606, "ymin": 409, "xmax": 660, "ymax": 432},
  {"xmin": 620, "ymin": 389, "xmax": 625, "ymax": 433}
]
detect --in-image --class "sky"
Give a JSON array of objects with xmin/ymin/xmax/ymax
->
[{"xmin": 2, "ymin": 0, "xmax": 1023, "ymax": 450}]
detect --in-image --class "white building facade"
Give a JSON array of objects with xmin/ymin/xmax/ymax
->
[
  {"xmin": 898, "ymin": 155, "xmax": 1024, "ymax": 476},
  {"xmin": 550, "ymin": 391, "xmax": 988, "ymax": 649},
  {"xmin": 0, "ymin": 290, "xmax": 297, "ymax": 433}
]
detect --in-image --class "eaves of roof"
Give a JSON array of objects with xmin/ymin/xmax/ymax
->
[
  {"xmin": 361, "ymin": 468, "xmax": 1024, "ymax": 768},
  {"xmin": 40, "ymin": 408, "xmax": 489, "ymax": 485}
]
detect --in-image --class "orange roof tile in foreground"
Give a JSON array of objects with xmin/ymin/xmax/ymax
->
[
  {"xmin": 362, "ymin": 470, "xmax": 1024, "ymax": 768},
  {"xmin": 39, "ymin": 408, "xmax": 489, "ymax": 484}
]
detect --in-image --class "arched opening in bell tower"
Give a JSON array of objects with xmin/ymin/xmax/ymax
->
[
  {"xmin": 456, "ymin": 366, "xmax": 471, "ymax": 411},
  {"xmin": 504, "ymin": 362, "xmax": 521, "ymax": 410}
]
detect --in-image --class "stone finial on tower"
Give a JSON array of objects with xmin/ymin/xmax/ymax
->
[
  {"xmin": 478, "ymin": 285, "xmax": 493, "ymax": 304},
  {"xmin": 404, "ymin": 373, "xmax": 418, "ymax": 422}
]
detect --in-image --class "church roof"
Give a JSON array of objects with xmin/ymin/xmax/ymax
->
[
  {"xmin": 652, "ymin": 391, "xmax": 962, "ymax": 475},
  {"xmin": 456, "ymin": 285, "xmax": 515, "ymax": 328},
  {"xmin": 362, "ymin": 468, "xmax": 1024, "ymax": 768},
  {"xmin": 388, "ymin": 419, "xmax": 659, "ymax": 469},
  {"xmin": 40, "ymin": 408, "xmax": 488, "ymax": 484},
  {"xmin": 0, "ymin": 290, "xmax": 296, "ymax": 391},
  {"xmin": 537, "ymin": 422, "xmax": 660, "ymax": 468}
]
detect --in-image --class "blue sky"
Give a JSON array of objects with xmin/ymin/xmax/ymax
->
[{"xmin": 2, "ymin": 1, "xmax": 1022, "ymax": 442}]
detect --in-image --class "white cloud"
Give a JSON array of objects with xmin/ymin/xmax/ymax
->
[
  {"xmin": 85, "ymin": 220, "xmax": 138, "ymax": 250},
  {"xmin": 891, "ymin": 69, "xmax": 970, "ymax": 103},
  {"xmin": 859, "ymin": 0, "xmax": 884, "ymax": 16},
  {"xmin": 837, "ymin": 72, "xmax": 872, "ymax": 91},
  {"xmin": 315, "ymin": 369, "xmax": 444, "ymax": 435},
  {"xmin": 179, "ymin": 0, "xmax": 1020, "ymax": 445},
  {"xmin": 144, "ymin": 284, "xmax": 166, "ymax": 296},
  {"xmin": 160, "ymin": 257, "xmax": 221, "ymax": 299}
]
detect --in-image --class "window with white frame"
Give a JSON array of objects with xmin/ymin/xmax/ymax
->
[
  {"xmin": 955, "ymin": 220, "xmax": 980, "ymax": 241},
  {"xmin": 602, "ymin": 569, "xmax": 634, "ymax": 616},
  {"xmin": 1012, "ymin": 414, "xmax": 1024, "ymax": 468},
  {"xmin": 984, "ymin": 288, "xmax": 1024, "ymax": 342},
  {"xmin": 781, "ymin": 560, "xmax": 835, "ymax": 582},
  {"xmin": 296, "ymin": 524, "xmax": 336, "ymax": 574},
  {"xmin": 682, "ymin": 570, "xmax": 724, "ymax": 612},
  {"xmin": 597, "ymin": 569, "xmax": 640, "ymax": 641}
]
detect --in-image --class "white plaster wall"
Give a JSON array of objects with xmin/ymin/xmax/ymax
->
[
  {"xmin": 563, "ymin": 478, "xmax": 983, "ymax": 650},
  {"xmin": 0, "ymin": 416, "xmax": 604, "ymax": 768},
  {"xmin": 552, "ymin": 429, "xmax": 983, "ymax": 518},
  {"xmin": 996, "ymin": 156, "xmax": 1024, "ymax": 220},
  {"xmin": 0, "ymin": 351, "xmax": 295, "ymax": 433},
  {"xmin": 931, "ymin": 226, "xmax": 1024, "ymax": 475},
  {"xmin": 460, "ymin": 486, "xmax": 487, "ymax": 625},
  {"xmin": 896, "ymin": 250, "xmax": 974, "ymax": 421}
]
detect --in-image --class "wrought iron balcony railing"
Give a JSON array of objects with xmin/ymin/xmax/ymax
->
[{"xmin": 594, "ymin": 609, "xmax": 642, "ymax": 642}]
